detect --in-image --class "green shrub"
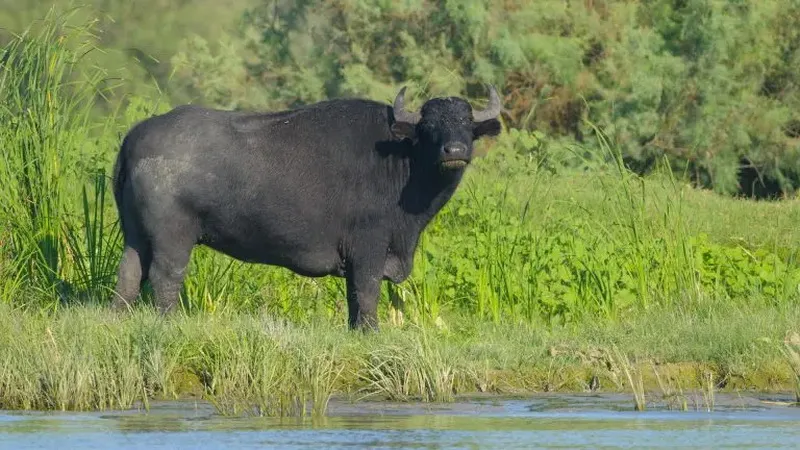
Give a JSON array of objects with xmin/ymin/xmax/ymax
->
[{"xmin": 163, "ymin": 0, "xmax": 800, "ymax": 196}]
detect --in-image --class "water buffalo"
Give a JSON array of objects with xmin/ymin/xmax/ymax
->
[{"xmin": 110, "ymin": 85, "xmax": 503, "ymax": 330}]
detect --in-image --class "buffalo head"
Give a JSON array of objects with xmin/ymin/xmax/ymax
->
[{"xmin": 391, "ymin": 85, "xmax": 503, "ymax": 170}]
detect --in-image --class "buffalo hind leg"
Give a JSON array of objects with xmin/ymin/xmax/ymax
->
[
  {"xmin": 148, "ymin": 240, "xmax": 194, "ymax": 314},
  {"xmin": 147, "ymin": 214, "xmax": 199, "ymax": 314},
  {"xmin": 345, "ymin": 256, "xmax": 383, "ymax": 331},
  {"xmin": 111, "ymin": 178, "xmax": 153, "ymax": 311},
  {"xmin": 111, "ymin": 241, "xmax": 151, "ymax": 311}
]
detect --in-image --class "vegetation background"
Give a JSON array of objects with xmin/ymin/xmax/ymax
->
[
  {"xmin": 5, "ymin": 0, "xmax": 800, "ymax": 196},
  {"xmin": 1, "ymin": 0, "xmax": 800, "ymax": 412},
  {"xmin": 2, "ymin": 0, "xmax": 800, "ymax": 318},
  {"xmin": 0, "ymin": 0, "xmax": 800, "ymax": 323}
]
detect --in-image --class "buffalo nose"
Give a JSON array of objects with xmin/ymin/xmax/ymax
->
[{"xmin": 443, "ymin": 142, "xmax": 467, "ymax": 155}]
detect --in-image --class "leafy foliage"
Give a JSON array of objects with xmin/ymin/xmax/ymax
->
[
  {"xmin": 5, "ymin": 1, "xmax": 799, "ymax": 195},
  {"xmin": 162, "ymin": 0, "xmax": 800, "ymax": 197}
]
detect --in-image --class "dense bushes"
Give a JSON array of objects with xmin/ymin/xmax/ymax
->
[
  {"xmin": 163, "ymin": 0, "xmax": 800, "ymax": 197},
  {"xmin": 4, "ymin": 1, "xmax": 798, "ymax": 195}
]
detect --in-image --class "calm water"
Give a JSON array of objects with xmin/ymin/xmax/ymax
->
[{"xmin": 1, "ymin": 393, "xmax": 799, "ymax": 449}]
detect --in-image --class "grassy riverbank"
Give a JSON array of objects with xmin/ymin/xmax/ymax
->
[
  {"xmin": 0, "ymin": 302, "xmax": 797, "ymax": 416},
  {"xmin": 2, "ymin": 8, "xmax": 800, "ymax": 417}
]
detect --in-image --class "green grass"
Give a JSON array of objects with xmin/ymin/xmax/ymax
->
[
  {"xmin": 0, "ymin": 7, "xmax": 132, "ymax": 310},
  {"xmin": 0, "ymin": 301, "xmax": 797, "ymax": 415},
  {"xmin": 776, "ymin": 331, "xmax": 800, "ymax": 403}
]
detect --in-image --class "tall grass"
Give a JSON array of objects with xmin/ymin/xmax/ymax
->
[
  {"xmin": 185, "ymin": 317, "xmax": 345, "ymax": 417},
  {"xmin": 0, "ymin": 307, "xmax": 150, "ymax": 410},
  {"xmin": 779, "ymin": 332, "xmax": 800, "ymax": 404},
  {"xmin": 0, "ymin": 8, "xmax": 121, "ymax": 309},
  {"xmin": 0, "ymin": 302, "xmax": 798, "ymax": 413},
  {"xmin": 610, "ymin": 345, "xmax": 647, "ymax": 411},
  {"xmin": 357, "ymin": 330, "xmax": 462, "ymax": 403}
]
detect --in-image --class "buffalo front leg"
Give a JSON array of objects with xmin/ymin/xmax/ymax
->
[{"xmin": 345, "ymin": 257, "xmax": 383, "ymax": 331}]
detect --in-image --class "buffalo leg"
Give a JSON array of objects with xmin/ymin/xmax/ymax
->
[
  {"xmin": 345, "ymin": 258, "xmax": 382, "ymax": 331},
  {"xmin": 148, "ymin": 244, "xmax": 192, "ymax": 314},
  {"xmin": 110, "ymin": 192, "xmax": 152, "ymax": 311},
  {"xmin": 147, "ymin": 217, "xmax": 197, "ymax": 314},
  {"xmin": 110, "ymin": 242, "xmax": 151, "ymax": 311}
]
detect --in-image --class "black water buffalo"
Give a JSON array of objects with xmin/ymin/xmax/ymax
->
[{"xmin": 110, "ymin": 85, "xmax": 502, "ymax": 330}]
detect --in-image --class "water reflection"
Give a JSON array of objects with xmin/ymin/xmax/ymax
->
[{"xmin": 1, "ymin": 394, "xmax": 799, "ymax": 449}]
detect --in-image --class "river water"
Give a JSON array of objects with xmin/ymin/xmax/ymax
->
[{"xmin": 1, "ymin": 393, "xmax": 798, "ymax": 449}]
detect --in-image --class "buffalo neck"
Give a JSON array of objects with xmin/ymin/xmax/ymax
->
[
  {"xmin": 368, "ymin": 139, "xmax": 467, "ymax": 275},
  {"xmin": 373, "ymin": 137, "xmax": 466, "ymax": 254},
  {"xmin": 397, "ymin": 155, "xmax": 465, "ymax": 229}
]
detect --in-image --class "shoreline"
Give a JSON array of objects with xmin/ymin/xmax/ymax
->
[
  {"xmin": 150, "ymin": 361, "xmax": 800, "ymax": 407},
  {"xmin": 1, "ymin": 304, "xmax": 797, "ymax": 415}
]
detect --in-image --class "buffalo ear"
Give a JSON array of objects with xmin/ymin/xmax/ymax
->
[
  {"xmin": 473, "ymin": 118, "xmax": 502, "ymax": 140},
  {"xmin": 391, "ymin": 121, "xmax": 417, "ymax": 141}
]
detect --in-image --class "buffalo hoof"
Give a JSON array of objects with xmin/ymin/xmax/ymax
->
[
  {"xmin": 109, "ymin": 297, "xmax": 132, "ymax": 314},
  {"xmin": 154, "ymin": 302, "xmax": 177, "ymax": 316},
  {"xmin": 354, "ymin": 318, "xmax": 379, "ymax": 333}
]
